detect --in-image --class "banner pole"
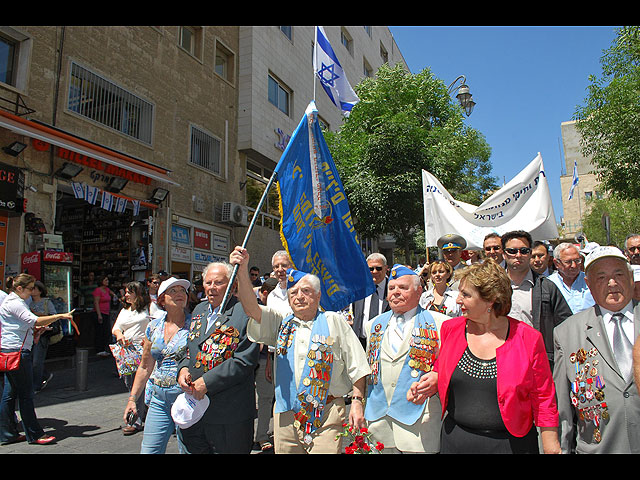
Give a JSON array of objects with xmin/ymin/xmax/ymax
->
[{"xmin": 219, "ymin": 170, "xmax": 279, "ymax": 313}]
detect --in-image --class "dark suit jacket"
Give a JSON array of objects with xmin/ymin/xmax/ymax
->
[
  {"xmin": 177, "ymin": 297, "xmax": 259, "ymax": 425},
  {"xmin": 531, "ymin": 270, "xmax": 573, "ymax": 366},
  {"xmin": 351, "ymin": 278, "xmax": 390, "ymax": 340}
]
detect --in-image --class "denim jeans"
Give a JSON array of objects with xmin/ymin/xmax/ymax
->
[
  {"xmin": 0, "ymin": 349, "xmax": 45, "ymax": 443},
  {"xmin": 140, "ymin": 383, "xmax": 186, "ymax": 454}
]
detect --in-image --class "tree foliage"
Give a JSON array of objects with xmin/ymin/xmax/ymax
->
[
  {"xmin": 582, "ymin": 196, "xmax": 640, "ymax": 247},
  {"xmin": 325, "ymin": 64, "xmax": 495, "ymax": 263},
  {"xmin": 574, "ymin": 26, "xmax": 640, "ymax": 200}
]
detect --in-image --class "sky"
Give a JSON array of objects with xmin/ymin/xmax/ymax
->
[{"xmin": 388, "ymin": 25, "xmax": 619, "ymax": 223}]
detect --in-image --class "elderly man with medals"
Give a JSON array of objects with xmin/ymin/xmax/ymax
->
[
  {"xmin": 230, "ymin": 246, "xmax": 370, "ymax": 454},
  {"xmin": 365, "ymin": 264, "xmax": 448, "ymax": 453}
]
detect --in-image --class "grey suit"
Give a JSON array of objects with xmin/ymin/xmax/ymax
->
[
  {"xmin": 351, "ymin": 279, "xmax": 389, "ymax": 346},
  {"xmin": 553, "ymin": 300, "xmax": 640, "ymax": 453},
  {"xmin": 176, "ymin": 297, "xmax": 259, "ymax": 453}
]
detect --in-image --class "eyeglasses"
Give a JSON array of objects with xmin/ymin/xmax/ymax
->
[
  {"xmin": 369, "ymin": 266, "xmax": 384, "ymax": 272},
  {"xmin": 484, "ymin": 246, "xmax": 502, "ymax": 252},
  {"xmin": 557, "ymin": 258, "xmax": 583, "ymax": 267},
  {"xmin": 505, "ymin": 247, "xmax": 531, "ymax": 255}
]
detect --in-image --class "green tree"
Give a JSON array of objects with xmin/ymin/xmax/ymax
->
[
  {"xmin": 325, "ymin": 64, "xmax": 495, "ymax": 264},
  {"xmin": 582, "ymin": 196, "xmax": 640, "ymax": 247},
  {"xmin": 574, "ymin": 26, "xmax": 640, "ymax": 200}
]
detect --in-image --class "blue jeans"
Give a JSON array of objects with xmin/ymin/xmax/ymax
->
[
  {"xmin": 140, "ymin": 384, "xmax": 186, "ymax": 454},
  {"xmin": 0, "ymin": 350, "xmax": 45, "ymax": 443}
]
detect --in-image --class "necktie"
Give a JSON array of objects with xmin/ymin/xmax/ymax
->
[
  {"xmin": 612, "ymin": 313, "xmax": 633, "ymax": 381},
  {"xmin": 391, "ymin": 314, "xmax": 405, "ymax": 353},
  {"xmin": 369, "ymin": 287, "xmax": 379, "ymax": 319}
]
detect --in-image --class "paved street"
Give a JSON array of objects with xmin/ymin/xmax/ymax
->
[{"xmin": 0, "ymin": 354, "xmax": 275, "ymax": 454}]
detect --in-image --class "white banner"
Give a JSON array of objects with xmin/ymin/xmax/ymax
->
[{"xmin": 422, "ymin": 153, "xmax": 558, "ymax": 249}]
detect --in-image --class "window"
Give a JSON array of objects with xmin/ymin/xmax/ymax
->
[
  {"xmin": 246, "ymin": 160, "xmax": 280, "ymax": 230},
  {"xmin": 68, "ymin": 62, "xmax": 154, "ymax": 144},
  {"xmin": 268, "ymin": 74, "xmax": 290, "ymax": 115},
  {"xmin": 214, "ymin": 40, "xmax": 235, "ymax": 84},
  {"xmin": 280, "ymin": 26, "xmax": 292, "ymax": 41},
  {"xmin": 585, "ymin": 191, "xmax": 593, "ymax": 201},
  {"xmin": 380, "ymin": 42, "xmax": 389, "ymax": 64},
  {"xmin": 179, "ymin": 26, "xmax": 203, "ymax": 60},
  {"xmin": 341, "ymin": 29, "xmax": 353, "ymax": 55},
  {"xmin": 364, "ymin": 26, "xmax": 372, "ymax": 37},
  {"xmin": 190, "ymin": 125, "xmax": 222, "ymax": 176},
  {"xmin": 363, "ymin": 58, "xmax": 373, "ymax": 78},
  {"xmin": 0, "ymin": 35, "xmax": 16, "ymax": 86}
]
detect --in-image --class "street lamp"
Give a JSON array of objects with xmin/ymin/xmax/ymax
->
[{"xmin": 447, "ymin": 75, "xmax": 476, "ymax": 116}]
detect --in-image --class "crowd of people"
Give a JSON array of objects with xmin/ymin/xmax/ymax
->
[{"xmin": 1, "ymin": 230, "xmax": 639, "ymax": 454}]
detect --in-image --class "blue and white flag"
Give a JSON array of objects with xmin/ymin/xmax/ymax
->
[
  {"xmin": 71, "ymin": 182, "xmax": 84, "ymax": 199},
  {"xmin": 85, "ymin": 185, "xmax": 99, "ymax": 205},
  {"xmin": 132, "ymin": 199, "xmax": 141, "ymax": 216},
  {"xmin": 274, "ymin": 101, "xmax": 374, "ymax": 311},
  {"xmin": 568, "ymin": 159, "xmax": 579, "ymax": 200},
  {"xmin": 101, "ymin": 191, "xmax": 114, "ymax": 211},
  {"xmin": 313, "ymin": 26, "xmax": 359, "ymax": 116},
  {"xmin": 114, "ymin": 196, "xmax": 128, "ymax": 214}
]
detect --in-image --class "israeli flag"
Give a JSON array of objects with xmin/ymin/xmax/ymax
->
[
  {"xmin": 85, "ymin": 185, "xmax": 99, "ymax": 205},
  {"xmin": 101, "ymin": 191, "xmax": 114, "ymax": 211},
  {"xmin": 314, "ymin": 26, "xmax": 359, "ymax": 116},
  {"xmin": 568, "ymin": 159, "xmax": 579, "ymax": 200},
  {"xmin": 132, "ymin": 199, "xmax": 141, "ymax": 216},
  {"xmin": 71, "ymin": 182, "xmax": 84, "ymax": 199},
  {"xmin": 114, "ymin": 196, "xmax": 128, "ymax": 214}
]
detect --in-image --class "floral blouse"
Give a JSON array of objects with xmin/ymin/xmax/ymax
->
[{"xmin": 145, "ymin": 312, "xmax": 191, "ymax": 390}]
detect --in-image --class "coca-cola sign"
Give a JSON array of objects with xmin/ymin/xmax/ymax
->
[
  {"xmin": 21, "ymin": 251, "xmax": 41, "ymax": 279},
  {"xmin": 42, "ymin": 250, "xmax": 73, "ymax": 263}
]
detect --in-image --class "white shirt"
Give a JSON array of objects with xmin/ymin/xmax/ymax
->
[
  {"xmin": 112, "ymin": 306, "xmax": 151, "ymax": 342},
  {"xmin": 0, "ymin": 292, "xmax": 39, "ymax": 351},
  {"xmin": 508, "ymin": 269, "xmax": 534, "ymax": 326},
  {"xmin": 267, "ymin": 285, "xmax": 292, "ymax": 315},
  {"xmin": 363, "ymin": 279, "xmax": 387, "ymax": 321},
  {"xmin": 388, "ymin": 306, "xmax": 417, "ymax": 353},
  {"xmin": 600, "ymin": 301, "xmax": 635, "ymax": 353}
]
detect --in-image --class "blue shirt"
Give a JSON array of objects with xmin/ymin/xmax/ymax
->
[{"xmin": 547, "ymin": 271, "xmax": 595, "ymax": 314}]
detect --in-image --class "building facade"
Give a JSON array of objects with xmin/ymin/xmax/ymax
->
[
  {"xmin": 559, "ymin": 119, "xmax": 601, "ymax": 239},
  {"xmin": 0, "ymin": 26, "xmax": 406, "ymax": 315}
]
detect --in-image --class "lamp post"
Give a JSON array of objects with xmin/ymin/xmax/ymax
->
[{"xmin": 447, "ymin": 75, "xmax": 476, "ymax": 116}]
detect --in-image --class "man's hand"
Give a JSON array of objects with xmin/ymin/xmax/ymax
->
[
  {"xmin": 178, "ymin": 367, "xmax": 208, "ymax": 400},
  {"xmin": 406, "ymin": 371, "xmax": 438, "ymax": 404},
  {"xmin": 348, "ymin": 398, "xmax": 366, "ymax": 431}
]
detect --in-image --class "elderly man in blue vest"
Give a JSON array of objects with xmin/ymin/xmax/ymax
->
[
  {"xmin": 365, "ymin": 264, "xmax": 448, "ymax": 453},
  {"xmin": 230, "ymin": 246, "xmax": 370, "ymax": 454}
]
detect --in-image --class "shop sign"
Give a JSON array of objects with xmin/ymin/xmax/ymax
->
[
  {"xmin": 0, "ymin": 162, "xmax": 25, "ymax": 213},
  {"xmin": 171, "ymin": 245, "xmax": 191, "ymax": 262},
  {"xmin": 194, "ymin": 228, "xmax": 210, "ymax": 250},
  {"xmin": 171, "ymin": 225, "xmax": 190, "ymax": 245},
  {"xmin": 212, "ymin": 234, "xmax": 228, "ymax": 252},
  {"xmin": 193, "ymin": 251, "xmax": 218, "ymax": 264},
  {"xmin": 42, "ymin": 250, "xmax": 73, "ymax": 262}
]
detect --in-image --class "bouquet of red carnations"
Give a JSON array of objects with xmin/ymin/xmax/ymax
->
[{"xmin": 336, "ymin": 423, "xmax": 384, "ymax": 454}]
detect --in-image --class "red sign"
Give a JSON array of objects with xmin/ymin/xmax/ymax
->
[
  {"xmin": 21, "ymin": 251, "xmax": 42, "ymax": 279},
  {"xmin": 194, "ymin": 228, "xmax": 211, "ymax": 250},
  {"xmin": 42, "ymin": 250, "xmax": 73, "ymax": 263}
]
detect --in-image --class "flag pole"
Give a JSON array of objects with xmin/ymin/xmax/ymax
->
[
  {"xmin": 219, "ymin": 170, "xmax": 279, "ymax": 313},
  {"xmin": 313, "ymin": 26, "xmax": 317, "ymax": 102}
]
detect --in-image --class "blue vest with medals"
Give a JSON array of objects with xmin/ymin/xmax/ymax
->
[
  {"xmin": 365, "ymin": 307, "xmax": 439, "ymax": 425},
  {"xmin": 274, "ymin": 311, "xmax": 334, "ymax": 442}
]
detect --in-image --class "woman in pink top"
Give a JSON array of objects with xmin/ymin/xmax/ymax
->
[
  {"xmin": 93, "ymin": 275, "xmax": 116, "ymax": 357},
  {"xmin": 408, "ymin": 259, "xmax": 560, "ymax": 454}
]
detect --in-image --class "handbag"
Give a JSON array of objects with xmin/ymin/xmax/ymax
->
[
  {"xmin": 109, "ymin": 340, "xmax": 143, "ymax": 377},
  {"xmin": 0, "ymin": 334, "xmax": 27, "ymax": 372}
]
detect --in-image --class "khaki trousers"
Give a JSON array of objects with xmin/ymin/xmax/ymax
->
[{"xmin": 274, "ymin": 397, "xmax": 345, "ymax": 454}]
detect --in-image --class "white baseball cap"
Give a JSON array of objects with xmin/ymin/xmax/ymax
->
[
  {"xmin": 584, "ymin": 245, "xmax": 629, "ymax": 272},
  {"xmin": 157, "ymin": 277, "xmax": 191, "ymax": 297},
  {"xmin": 171, "ymin": 393, "xmax": 209, "ymax": 429}
]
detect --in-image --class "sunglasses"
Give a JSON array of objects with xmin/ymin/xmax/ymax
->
[
  {"xmin": 369, "ymin": 266, "xmax": 384, "ymax": 272},
  {"xmin": 505, "ymin": 247, "xmax": 531, "ymax": 255},
  {"xmin": 484, "ymin": 246, "xmax": 502, "ymax": 252}
]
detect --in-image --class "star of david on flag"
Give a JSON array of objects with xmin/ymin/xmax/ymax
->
[{"xmin": 313, "ymin": 26, "xmax": 359, "ymax": 116}]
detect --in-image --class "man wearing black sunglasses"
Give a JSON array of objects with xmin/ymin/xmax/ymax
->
[
  {"xmin": 350, "ymin": 253, "xmax": 390, "ymax": 349},
  {"xmin": 501, "ymin": 230, "xmax": 572, "ymax": 368}
]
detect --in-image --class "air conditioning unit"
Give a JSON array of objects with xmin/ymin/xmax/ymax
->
[{"xmin": 221, "ymin": 201, "xmax": 249, "ymax": 227}]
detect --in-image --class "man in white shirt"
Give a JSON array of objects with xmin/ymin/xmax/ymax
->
[
  {"xmin": 349, "ymin": 253, "xmax": 390, "ymax": 349},
  {"xmin": 547, "ymin": 242, "xmax": 595, "ymax": 314},
  {"xmin": 266, "ymin": 250, "xmax": 293, "ymax": 315}
]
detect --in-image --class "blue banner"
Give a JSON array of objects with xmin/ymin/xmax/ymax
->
[{"xmin": 274, "ymin": 101, "xmax": 374, "ymax": 312}]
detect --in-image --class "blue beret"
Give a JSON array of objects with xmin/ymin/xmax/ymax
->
[
  {"xmin": 389, "ymin": 264, "xmax": 417, "ymax": 279},
  {"xmin": 286, "ymin": 268, "xmax": 308, "ymax": 289}
]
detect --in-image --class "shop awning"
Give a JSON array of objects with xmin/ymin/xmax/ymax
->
[{"xmin": 0, "ymin": 109, "xmax": 180, "ymax": 186}]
